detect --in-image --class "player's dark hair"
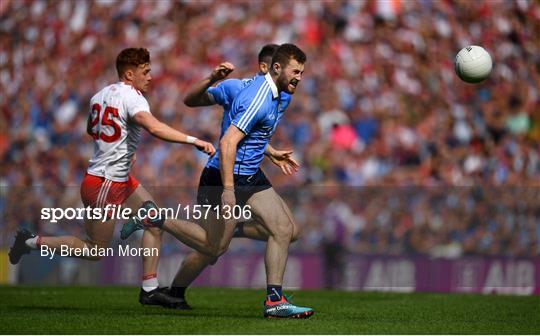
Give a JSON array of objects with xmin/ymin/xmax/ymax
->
[
  {"xmin": 271, "ymin": 43, "xmax": 306, "ymax": 69},
  {"xmin": 258, "ymin": 44, "xmax": 279, "ymax": 65},
  {"xmin": 116, "ymin": 48, "xmax": 150, "ymax": 78}
]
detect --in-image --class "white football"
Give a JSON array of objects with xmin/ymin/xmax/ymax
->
[{"xmin": 454, "ymin": 46, "xmax": 493, "ymax": 83}]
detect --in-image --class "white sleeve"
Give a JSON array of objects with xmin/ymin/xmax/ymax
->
[{"xmin": 126, "ymin": 92, "xmax": 151, "ymax": 118}]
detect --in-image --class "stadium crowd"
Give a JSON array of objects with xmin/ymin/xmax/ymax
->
[{"xmin": 1, "ymin": 0, "xmax": 539, "ymax": 257}]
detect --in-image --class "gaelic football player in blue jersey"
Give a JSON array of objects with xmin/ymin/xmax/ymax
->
[
  {"xmin": 171, "ymin": 44, "xmax": 303, "ymax": 310},
  {"xmin": 216, "ymin": 43, "xmax": 312, "ymax": 318},
  {"xmin": 122, "ymin": 44, "xmax": 313, "ymax": 318}
]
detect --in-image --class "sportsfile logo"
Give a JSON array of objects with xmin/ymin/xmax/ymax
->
[
  {"xmin": 40, "ymin": 204, "xmax": 252, "ymax": 222},
  {"xmin": 41, "ymin": 205, "xmax": 137, "ymax": 223}
]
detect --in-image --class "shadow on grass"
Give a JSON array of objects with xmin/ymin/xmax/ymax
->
[{"xmin": 139, "ymin": 307, "xmax": 257, "ymax": 319}]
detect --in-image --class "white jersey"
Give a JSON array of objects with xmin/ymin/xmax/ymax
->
[{"xmin": 86, "ymin": 82, "xmax": 151, "ymax": 182}]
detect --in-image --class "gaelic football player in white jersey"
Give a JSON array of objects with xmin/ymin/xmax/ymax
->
[{"xmin": 8, "ymin": 48, "xmax": 215, "ymax": 309}]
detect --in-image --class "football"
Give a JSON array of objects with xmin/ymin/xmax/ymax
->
[{"xmin": 455, "ymin": 45, "xmax": 493, "ymax": 83}]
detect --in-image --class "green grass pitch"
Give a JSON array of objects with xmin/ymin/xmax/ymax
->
[{"xmin": 0, "ymin": 287, "xmax": 538, "ymax": 334}]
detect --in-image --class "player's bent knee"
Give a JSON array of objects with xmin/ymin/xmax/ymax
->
[
  {"xmin": 145, "ymin": 226, "xmax": 163, "ymax": 236},
  {"xmin": 291, "ymin": 223, "xmax": 302, "ymax": 242},
  {"xmin": 199, "ymin": 253, "xmax": 218, "ymax": 265},
  {"xmin": 197, "ymin": 245, "xmax": 220, "ymax": 260},
  {"xmin": 204, "ymin": 250, "xmax": 222, "ymax": 261},
  {"xmin": 272, "ymin": 222, "xmax": 294, "ymax": 242},
  {"xmin": 205, "ymin": 243, "xmax": 229, "ymax": 260},
  {"xmin": 211, "ymin": 246, "xmax": 228, "ymax": 259}
]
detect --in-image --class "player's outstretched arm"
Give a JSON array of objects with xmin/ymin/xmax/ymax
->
[
  {"xmin": 134, "ymin": 111, "xmax": 215, "ymax": 155},
  {"xmin": 183, "ymin": 62, "xmax": 235, "ymax": 107}
]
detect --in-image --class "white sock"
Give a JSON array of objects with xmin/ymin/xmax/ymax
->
[
  {"xmin": 142, "ymin": 275, "xmax": 159, "ymax": 292},
  {"xmin": 25, "ymin": 236, "xmax": 39, "ymax": 249}
]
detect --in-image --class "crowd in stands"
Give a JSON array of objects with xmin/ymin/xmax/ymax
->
[{"xmin": 1, "ymin": 0, "xmax": 538, "ymax": 257}]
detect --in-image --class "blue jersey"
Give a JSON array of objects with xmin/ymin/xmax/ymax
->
[
  {"xmin": 207, "ymin": 77, "xmax": 253, "ymax": 142},
  {"xmin": 207, "ymin": 73, "xmax": 291, "ymax": 175}
]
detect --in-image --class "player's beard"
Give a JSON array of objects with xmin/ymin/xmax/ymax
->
[{"xmin": 278, "ymin": 74, "xmax": 297, "ymax": 94}]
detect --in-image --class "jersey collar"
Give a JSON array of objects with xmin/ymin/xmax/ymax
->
[{"xmin": 264, "ymin": 73, "xmax": 279, "ymax": 99}]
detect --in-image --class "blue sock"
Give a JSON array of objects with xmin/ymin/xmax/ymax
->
[
  {"xmin": 267, "ymin": 285, "xmax": 282, "ymax": 302},
  {"xmin": 232, "ymin": 222, "xmax": 245, "ymax": 238}
]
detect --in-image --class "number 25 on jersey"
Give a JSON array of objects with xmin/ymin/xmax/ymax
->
[{"xmin": 87, "ymin": 103, "xmax": 121, "ymax": 142}]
